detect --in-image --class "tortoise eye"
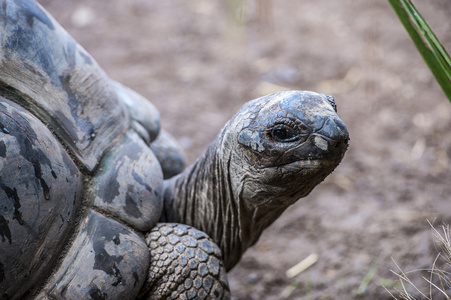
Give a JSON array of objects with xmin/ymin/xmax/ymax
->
[{"xmin": 271, "ymin": 125, "xmax": 297, "ymax": 142}]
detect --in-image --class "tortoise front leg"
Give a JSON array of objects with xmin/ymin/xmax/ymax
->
[{"xmin": 139, "ymin": 223, "xmax": 230, "ymax": 300}]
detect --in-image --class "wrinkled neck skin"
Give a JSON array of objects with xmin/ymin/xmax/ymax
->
[{"xmin": 162, "ymin": 128, "xmax": 314, "ymax": 271}]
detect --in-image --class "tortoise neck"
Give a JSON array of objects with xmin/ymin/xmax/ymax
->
[{"xmin": 162, "ymin": 134, "xmax": 246, "ymax": 270}]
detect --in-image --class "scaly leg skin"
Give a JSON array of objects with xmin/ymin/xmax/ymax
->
[{"xmin": 139, "ymin": 223, "xmax": 230, "ymax": 300}]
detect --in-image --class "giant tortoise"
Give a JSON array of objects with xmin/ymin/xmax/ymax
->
[{"xmin": 0, "ymin": 0, "xmax": 349, "ymax": 299}]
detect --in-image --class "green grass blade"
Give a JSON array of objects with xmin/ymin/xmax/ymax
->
[{"xmin": 388, "ymin": 0, "xmax": 451, "ymax": 102}]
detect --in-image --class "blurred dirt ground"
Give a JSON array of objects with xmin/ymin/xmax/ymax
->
[{"xmin": 39, "ymin": 0, "xmax": 451, "ymax": 299}]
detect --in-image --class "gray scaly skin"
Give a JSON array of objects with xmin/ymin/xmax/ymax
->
[{"xmin": 162, "ymin": 91, "xmax": 349, "ymax": 270}]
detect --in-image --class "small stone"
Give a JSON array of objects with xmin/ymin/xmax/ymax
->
[
  {"xmin": 246, "ymin": 273, "xmax": 258, "ymax": 284},
  {"xmin": 71, "ymin": 6, "xmax": 95, "ymax": 28}
]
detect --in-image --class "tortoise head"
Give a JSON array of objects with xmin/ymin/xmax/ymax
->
[
  {"xmin": 163, "ymin": 90, "xmax": 349, "ymax": 270},
  {"xmin": 223, "ymin": 91, "xmax": 349, "ymax": 209}
]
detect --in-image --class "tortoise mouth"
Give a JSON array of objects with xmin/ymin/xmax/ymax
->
[
  {"xmin": 259, "ymin": 158, "xmax": 340, "ymax": 176},
  {"xmin": 260, "ymin": 152, "xmax": 344, "ymax": 170},
  {"xmin": 254, "ymin": 158, "xmax": 340, "ymax": 196},
  {"xmin": 255, "ymin": 153, "xmax": 345, "ymax": 190},
  {"xmin": 272, "ymin": 158, "xmax": 321, "ymax": 169},
  {"xmin": 273, "ymin": 157, "xmax": 337, "ymax": 170}
]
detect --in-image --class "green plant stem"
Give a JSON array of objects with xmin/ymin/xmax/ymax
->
[{"xmin": 388, "ymin": 0, "xmax": 451, "ymax": 102}]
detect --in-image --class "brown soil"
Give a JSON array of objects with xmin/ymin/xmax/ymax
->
[{"xmin": 40, "ymin": 0, "xmax": 451, "ymax": 299}]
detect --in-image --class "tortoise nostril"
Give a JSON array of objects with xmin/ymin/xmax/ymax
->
[{"xmin": 334, "ymin": 137, "xmax": 349, "ymax": 148}]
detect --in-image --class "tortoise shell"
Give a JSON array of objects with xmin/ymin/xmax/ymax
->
[{"xmin": 0, "ymin": 0, "xmax": 167, "ymax": 298}]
